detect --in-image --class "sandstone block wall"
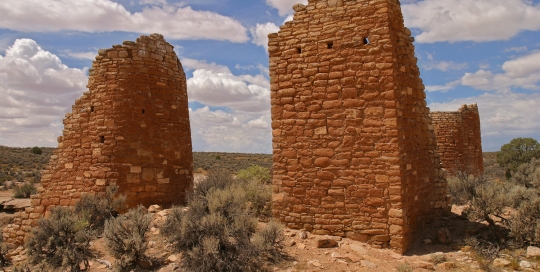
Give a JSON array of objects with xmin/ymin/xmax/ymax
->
[
  {"xmin": 269, "ymin": 0, "xmax": 448, "ymax": 253},
  {"xmin": 430, "ymin": 104, "xmax": 483, "ymax": 176},
  {"xmin": 3, "ymin": 34, "xmax": 193, "ymax": 246}
]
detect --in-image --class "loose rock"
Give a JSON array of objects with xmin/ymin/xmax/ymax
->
[
  {"xmin": 316, "ymin": 237, "xmax": 338, "ymax": 248},
  {"xmin": 492, "ymin": 258, "xmax": 511, "ymax": 268},
  {"xmin": 527, "ymin": 246, "xmax": 540, "ymax": 257}
]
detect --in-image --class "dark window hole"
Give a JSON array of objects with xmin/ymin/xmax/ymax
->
[
  {"xmin": 100, "ymin": 136, "xmax": 105, "ymax": 143},
  {"xmin": 327, "ymin": 42, "xmax": 333, "ymax": 49},
  {"xmin": 142, "ymin": 109, "xmax": 145, "ymax": 114},
  {"xmin": 90, "ymin": 106, "xmax": 95, "ymax": 112},
  {"xmin": 363, "ymin": 37, "xmax": 370, "ymax": 45},
  {"xmin": 297, "ymin": 47, "xmax": 302, "ymax": 54}
]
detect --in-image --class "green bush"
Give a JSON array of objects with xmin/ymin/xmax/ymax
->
[
  {"xmin": 242, "ymin": 177, "xmax": 272, "ymax": 219},
  {"xmin": 104, "ymin": 205, "xmax": 152, "ymax": 271},
  {"xmin": 497, "ymin": 138, "xmax": 540, "ymax": 176},
  {"xmin": 31, "ymin": 146, "xmax": 42, "ymax": 155},
  {"xmin": 13, "ymin": 182, "xmax": 37, "ymax": 198},
  {"xmin": 26, "ymin": 207, "xmax": 93, "ymax": 272},
  {"xmin": 237, "ymin": 165, "xmax": 271, "ymax": 184},
  {"xmin": 511, "ymin": 158, "xmax": 540, "ymax": 188},
  {"xmin": 162, "ymin": 170, "xmax": 283, "ymax": 272},
  {"xmin": 75, "ymin": 182, "xmax": 125, "ymax": 233}
]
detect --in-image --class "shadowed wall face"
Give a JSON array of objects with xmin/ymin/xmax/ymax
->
[
  {"xmin": 430, "ymin": 104, "xmax": 483, "ymax": 176},
  {"xmin": 3, "ymin": 34, "xmax": 193, "ymax": 246},
  {"xmin": 269, "ymin": 0, "xmax": 449, "ymax": 253}
]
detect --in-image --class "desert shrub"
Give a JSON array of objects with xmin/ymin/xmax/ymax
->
[
  {"xmin": 252, "ymin": 220, "xmax": 284, "ymax": 260},
  {"xmin": 511, "ymin": 158, "xmax": 540, "ymax": 188},
  {"xmin": 26, "ymin": 207, "xmax": 93, "ymax": 272},
  {"xmin": 104, "ymin": 205, "xmax": 152, "ymax": 271},
  {"xmin": 162, "ymin": 171, "xmax": 283, "ymax": 272},
  {"xmin": 75, "ymin": 182, "xmax": 125, "ymax": 233},
  {"xmin": 466, "ymin": 181, "xmax": 514, "ymax": 239},
  {"xmin": 506, "ymin": 186, "xmax": 540, "ymax": 246},
  {"xmin": 241, "ymin": 177, "xmax": 272, "ymax": 219},
  {"xmin": 192, "ymin": 169, "xmax": 235, "ymax": 198},
  {"xmin": 497, "ymin": 138, "xmax": 540, "ymax": 176},
  {"xmin": 13, "ymin": 181, "xmax": 37, "ymax": 198},
  {"xmin": 237, "ymin": 165, "xmax": 271, "ymax": 184},
  {"xmin": 31, "ymin": 146, "xmax": 42, "ymax": 155},
  {"xmin": 448, "ymin": 173, "xmax": 487, "ymax": 205}
]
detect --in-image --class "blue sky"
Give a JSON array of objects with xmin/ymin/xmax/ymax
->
[{"xmin": 1, "ymin": 0, "xmax": 540, "ymax": 153}]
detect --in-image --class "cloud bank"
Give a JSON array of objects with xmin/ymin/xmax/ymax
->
[
  {"xmin": 403, "ymin": 0, "xmax": 540, "ymax": 43},
  {"xmin": 0, "ymin": 0, "xmax": 249, "ymax": 42},
  {"xmin": 0, "ymin": 39, "xmax": 87, "ymax": 147}
]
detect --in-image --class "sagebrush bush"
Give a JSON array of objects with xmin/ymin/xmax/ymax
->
[
  {"xmin": 26, "ymin": 207, "xmax": 93, "ymax": 272},
  {"xmin": 447, "ymin": 172, "xmax": 486, "ymax": 205},
  {"xmin": 451, "ymin": 166, "xmax": 540, "ymax": 246},
  {"xmin": 104, "ymin": 205, "xmax": 152, "ymax": 271},
  {"xmin": 163, "ymin": 170, "xmax": 283, "ymax": 272},
  {"xmin": 252, "ymin": 220, "xmax": 284, "ymax": 260},
  {"xmin": 242, "ymin": 177, "xmax": 272, "ymax": 219},
  {"xmin": 75, "ymin": 182, "xmax": 125, "ymax": 233},
  {"xmin": 511, "ymin": 158, "xmax": 540, "ymax": 188},
  {"xmin": 237, "ymin": 165, "xmax": 271, "ymax": 184},
  {"xmin": 466, "ymin": 181, "xmax": 513, "ymax": 239},
  {"xmin": 13, "ymin": 181, "xmax": 37, "ymax": 198},
  {"xmin": 501, "ymin": 182, "xmax": 540, "ymax": 246}
]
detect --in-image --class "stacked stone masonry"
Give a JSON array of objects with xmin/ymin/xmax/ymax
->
[
  {"xmin": 269, "ymin": 0, "xmax": 449, "ymax": 253},
  {"xmin": 430, "ymin": 104, "xmax": 483, "ymax": 176},
  {"xmin": 3, "ymin": 34, "xmax": 193, "ymax": 246}
]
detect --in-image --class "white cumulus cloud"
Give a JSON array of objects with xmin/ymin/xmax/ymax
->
[
  {"xmin": 265, "ymin": 0, "xmax": 307, "ymax": 16},
  {"xmin": 427, "ymin": 50, "xmax": 540, "ymax": 92},
  {"xmin": 186, "ymin": 59, "xmax": 270, "ymax": 113},
  {"xmin": 183, "ymin": 58, "xmax": 272, "ymax": 152},
  {"xmin": 502, "ymin": 51, "xmax": 540, "ymax": 78},
  {"xmin": 189, "ymin": 107, "xmax": 271, "ymax": 153},
  {"xmin": 423, "ymin": 61, "xmax": 468, "ymax": 72},
  {"xmin": 0, "ymin": 0, "xmax": 248, "ymax": 43},
  {"xmin": 250, "ymin": 22, "xmax": 280, "ymax": 49},
  {"xmin": 0, "ymin": 39, "xmax": 87, "ymax": 147},
  {"xmin": 402, "ymin": 0, "xmax": 540, "ymax": 43}
]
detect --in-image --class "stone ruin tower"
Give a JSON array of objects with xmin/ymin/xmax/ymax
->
[
  {"xmin": 430, "ymin": 104, "xmax": 483, "ymax": 176},
  {"xmin": 3, "ymin": 34, "xmax": 193, "ymax": 245},
  {"xmin": 268, "ymin": 0, "xmax": 449, "ymax": 252}
]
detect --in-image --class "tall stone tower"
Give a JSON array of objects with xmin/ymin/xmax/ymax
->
[
  {"xmin": 268, "ymin": 0, "xmax": 448, "ymax": 252},
  {"xmin": 4, "ymin": 34, "xmax": 193, "ymax": 245},
  {"xmin": 430, "ymin": 104, "xmax": 483, "ymax": 176}
]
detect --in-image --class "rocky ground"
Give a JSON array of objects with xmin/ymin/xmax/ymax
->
[{"xmin": 3, "ymin": 203, "xmax": 540, "ymax": 272}]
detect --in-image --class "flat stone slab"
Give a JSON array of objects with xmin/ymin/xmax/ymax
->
[{"xmin": 2, "ymin": 199, "xmax": 31, "ymax": 211}]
